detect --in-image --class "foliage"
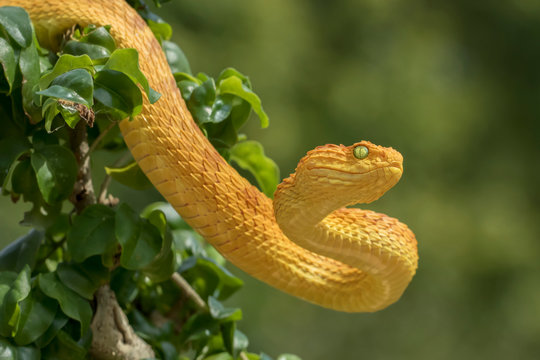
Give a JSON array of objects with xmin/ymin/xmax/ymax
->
[{"xmin": 0, "ymin": 4, "xmax": 294, "ymax": 360}]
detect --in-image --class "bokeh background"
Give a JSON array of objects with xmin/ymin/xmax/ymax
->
[{"xmin": 2, "ymin": 0, "xmax": 540, "ymax": 359}]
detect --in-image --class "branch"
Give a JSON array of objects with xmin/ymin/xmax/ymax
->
[
  {"xmin": 171, "ymin": 272, "xmax": 208, "ymax": 311},
  {"xmin": 90, "ymin": 285, "xmax": 155, "ymax": 360},
  {"xmin": 69, "ymin": 121, "xmax": 96, "ymax": 213}
]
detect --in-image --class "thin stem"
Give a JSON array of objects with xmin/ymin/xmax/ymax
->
[
  {"xmin": 83, "ymin": 120, "xmax": 118, "ymax": 163},
  {"xmin": 98, "ymin": 151, "xmax": 132, "ymax": 204},
  {"xmin": 171, "ymin": 272, "xmax": 207, "ymax": 311}
]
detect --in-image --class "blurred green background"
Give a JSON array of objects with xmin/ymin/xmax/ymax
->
[{"xmin": 2, "ymin": 0, "xmax": 540, "ymax": 358}]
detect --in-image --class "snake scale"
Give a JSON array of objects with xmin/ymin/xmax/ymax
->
[{"xmin": 1, "ymin": 0, "xmax": 418, "ymax": 312}]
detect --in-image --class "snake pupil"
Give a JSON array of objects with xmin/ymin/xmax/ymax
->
[{"xmin": 353, "ymin": 145, "xmax": 369, "ymax": 159}]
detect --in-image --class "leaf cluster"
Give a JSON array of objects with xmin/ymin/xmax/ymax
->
[{"xmin": 0, "ymin": 4, "xmax": 300, "ymax": 360}]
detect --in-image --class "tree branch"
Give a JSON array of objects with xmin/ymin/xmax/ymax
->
[
  {"xmin": 69, "ymin": 121, "xmax": 96, "ymax": 213},
  {"xmin": 90, "ymin": 285, "xmax": 155, "ymax": 360},
  {"xmin": 171, "ymin": 272, "xmax": 208, "ymax": 311}
]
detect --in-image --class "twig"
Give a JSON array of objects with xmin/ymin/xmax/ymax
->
[
  {"xmin": 98, "ymin": 176, "xmax": 113, "ymax": 205},
  {"xmin": 240, "ymin": 352, "xmax": 250, "ymax": 360},
  {"xmin": 83, "ymin": 120, "xmax": 118, "ymax": 163},
  {"xmin": 171, "ymin": 272, "xmax": 207, "ymax": 311},
  {"xmin": 98, "ymin": 151, "xmax": 132, "ymax": 204}
]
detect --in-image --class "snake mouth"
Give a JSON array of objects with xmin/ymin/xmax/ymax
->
[
  {"xmin": 389, "ymin": 161, "xmax": 403, "ymax": 172},
  {"xmin": 307, "ymin": 162, "xmax": 403, "ymax": 176}
]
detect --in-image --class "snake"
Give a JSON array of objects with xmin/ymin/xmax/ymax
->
[{"xmin": 1, "ymin": 0, "xmax": 418, "ymax": 312}]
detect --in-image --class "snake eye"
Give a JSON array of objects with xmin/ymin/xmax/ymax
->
[{"xmin": 353, "ymin": 145, "xmax": 369, "ymax": 159}]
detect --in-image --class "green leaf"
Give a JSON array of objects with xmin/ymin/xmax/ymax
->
[
  {"xmin": 163, "ymin": 41, "xmax": 191, "ymax": 74},
  {"xmin": 141, "ymin": 202, "xmax": 187, "ymax": 230},
  {"xmin": 67, "ymin": 204, "xmax": 116, "ymax": 263},
  {"xmin": 233, "ymin": 330, "xmax": 249, "ymax": 357},
  {"xmin": 93, "ymin": 69, "xmax": 143, "ymax": 119},
  {"xmin": 0, "ymin": 37, "xmax": 16, "ymax": 94},
  {"xmin": 172, "ymin": 229, "xmax": 205, "ymax": 259},
  {"xmin": 230, "ymin": 141, "xmax": 280, "ymax": 198},
  {"xmin": 21, "ymin": 204, "xmax": 62, "ymax": 231},
  {"xmin": 16, "ymin": 345, "xmax": 40, "ymax": 360},
  {"xmin": 144, "ymin": 208, "xmax": 167, "ymax": 237},
  {"xmin": 0, "ymin": 230, "xmax": 43, "ymax": 272},
  {"xmin": 41, "ymin": 330, "xmax": 86, "ymax": 360},
  {"xmin": 39, "ymin": 54, "xmax": 94, "ymax": 90},
  {"xmin": 103, "ymin": 48, "xmax": 160, "ymax": 103},
  {"xmin": 229, "ymin": 98, "xmax": 252, "ymax": 131},
  {"xmin": 11, "ymin": 159, "xmax": 39, "ymax": 201},
  {"xmin": 14, "ymin": 157, "xmax": 63, "ymax": 229},
  {"xmin": 105, "ymin": 161, "xmax": 152, "ymax": 190},
  {"xmin": 0, "ymin": 338, "xmax": 16, "ymax": 360},
  {"xmin": 32, "ymin": 129, "xmax": 59, "ymax": 149},
  {"xmin": 41, "ymin": 98, "xmax": 60, "ymax": 132},
  {"xmin": 179, "ymin": 313, "xmax": 219, "ymax": 342},
  {"xmin": 217, "ymin": 68, "xmax": 251, "ymax": 88},
  {"xmin": 19, "ymin": 41, "xmax": 41, "ymax": 122},
  {"xmin": 36, "ymin": 86, "xmax": 87, "ymax": 108},
  {"xmin": 148, "ymin": 19, "xmax": 172, "ymax": 42},
  {"xmin": 63, "ymin": 40, "xmax": 111, "ymax": 60},
  {"xmin": 30, "ymin": 145, "xmax": 78, "ymax": 204},
  {"xmin": 179, "ymin": 257, "xmax": 243, "ymax": 301},
  {"xmin": 204, "ymin": 353, "xmax": 233, "ymax": 360},
  {"xmin": 38, "ymin": 272, "xmax": 92, "ymax": 337},
  {"xmin": 141, "ymin": 227, "xmax": 175, "ymax": 282},
  {"xmin": 115, "ymin": 203, "xmax": 163, "ymax": 270},
  {"xmin": 158, "ymin": 341, "xmax": 179, "ymax": 360},
  {"xmin": 45, "ymin": 213, "xmax": 70, "ymax": 242},
  {"xmin": 80, "ymin": 26, "xmax": 116, "ymax": 52},
  {"xmin": 221, "ymin": 321, "xmax": 248, "ymax": 359},
  {"xmin": 0, "ymin": 266, "xmax": 31, "ymax": 337},
  {"xmin": 0, "ymin": 6, "xmax": 32, "ymax": 48},
  {"xmin": 208, "ymin": 296, "xmax": 242, "ymax": 322},
  {"xmin": 210, "ymin": 95, "xmax": 233, "ymax": 124},
  {"xmin": 218, "ymin": 76, "xmax": 268, "ymax": 128},
  {"xmin": 128, "ymin": 309, "xmax": 174, "ymax": 340},
  {"xmin": 177, "ymin": 80, "xmax": 199, "ymax": 101},
  {"xmin": 0, "ymin": 272, "xmax": 17, "ymax": 315},
  {"xmin": 37, "ymin": 68, "xmax": 93, "ymax": 107},
  {"xmin": 0, "ymin": 96, "xmax": 22, "ymax": 139},
  {"xmin": 187, "ymin": 79, "xmax": 216, "ymax": 124},
  {"xmin": 0, "ymin": 135, "xmax": 31, "ymax": 187},
  {"xmin": 57, "ymin": 101, "xmax": 82, "ymax": 129},
  {"xmin": 206, "ymin": 121, "xmax": 238, "ymax": 152},
  {"xmin": 175, "ymin": 72, "xmax": 202, "ymax": 85},
  {"xmin": 276, "ymin": 355, "xmax": 302, "ymax": 360},
  {"xmin": 56, "ymin": 257, "xmax": 109, "ymax": 300},
  {"xmin": 109, "ymin": 268, "xmax": 138, "ymax": 306},
  {"xmin": 34, "ymin": 312, "xmax": 69, "ymax": 348},
  {"xmin": 14, "ymin": 290, "xmax": 58, "ymax": 345}
]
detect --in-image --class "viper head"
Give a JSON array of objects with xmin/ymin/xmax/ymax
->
[{"xmin": 293, "ymin": 140, "xmax": 404, "ymax": 204}]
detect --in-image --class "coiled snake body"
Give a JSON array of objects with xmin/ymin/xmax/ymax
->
[{"xmin": 2, "ymin": 0, "xmax": 418, "ymax": 312}]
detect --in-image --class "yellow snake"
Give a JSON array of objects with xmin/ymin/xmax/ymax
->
[{"xmin": 2, "ymin": 0, "xmax": 418, "ymax": 312}]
